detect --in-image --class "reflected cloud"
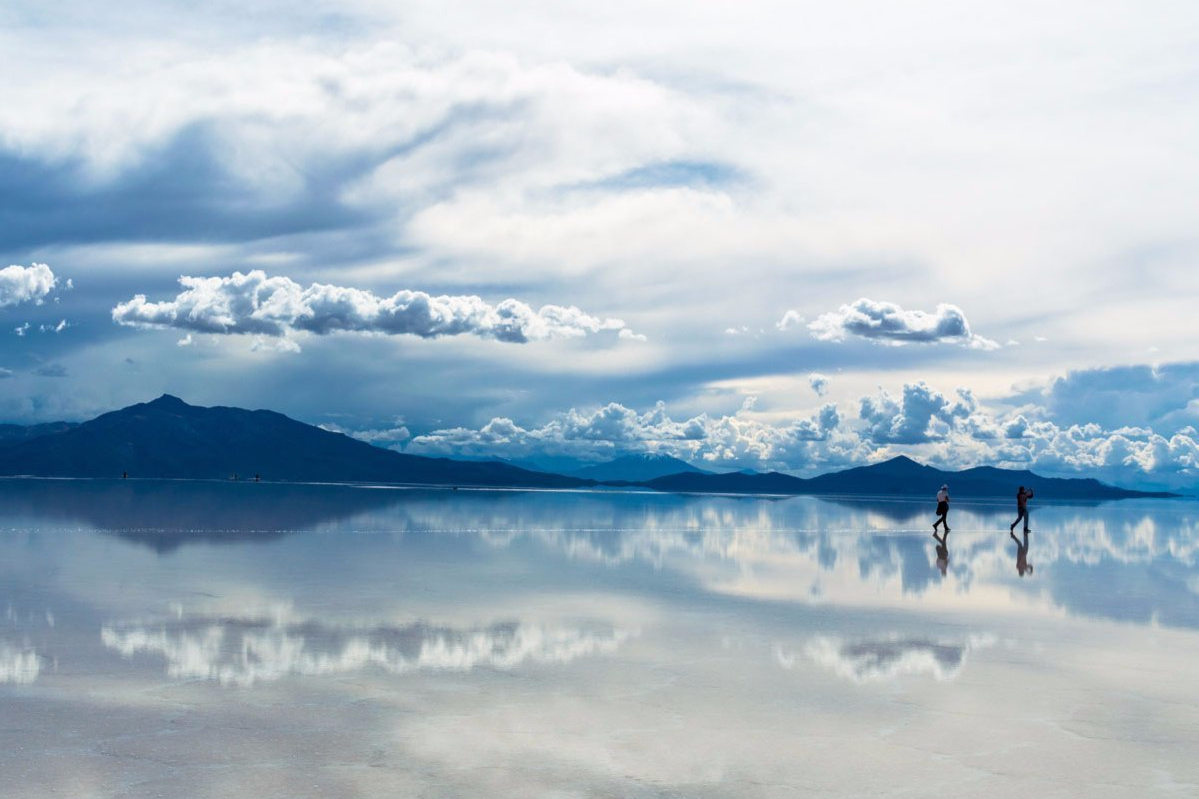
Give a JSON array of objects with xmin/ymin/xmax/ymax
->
[
  {"xmin": 0, "ymin": 642, "xmax": 40, "ymax": 684},
  {"xmin": 102, "ymin": 616, "xmax": 632, "ymax": 687},
  {"xmin": 783, "ymin": 634, "xmax": 995, "ymax": 683}
]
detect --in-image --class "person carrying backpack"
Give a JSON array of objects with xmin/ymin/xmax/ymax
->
[{"xmin": 933, "ymin": 484, "xmax": 950, "ymax": 534}]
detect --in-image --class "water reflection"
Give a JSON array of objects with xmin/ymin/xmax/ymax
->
[
  {"xmin": 3, "ymin": 479, "xmax": 1197, "ymax": 630},
  {"xmin": 782, "ymin": 634, "xmax": 996, "ymax": 683},
  {"xmin": 1010, "ymin": 529, "xmax": 1034, "ymax": 577},
  {"xmin": 3, "ymin": 482, "xmax": 1199, "ymax": 796},
  {"xmin": 103, "ymin": 615, "xmax": 632, "ymax": 686}
]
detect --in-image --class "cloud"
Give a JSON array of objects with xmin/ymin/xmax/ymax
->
[
  {"xmin": 808, "ymin": 373, "xmax": 829, "ymax": 396},
  {"xmin": 776, "ymin": 310, "xmax": 804, "ymax": 331},
  {"xmin": 408, "ymin": 398, "xmax": 856, "ymax": 473},
  {"xmin": 0, "ymin": 263, "xmax": 57, "ymax": 308},
  {"xmin": 112, "ymin": 270, "xmax": 635, "ymax": 345},
  {"xmin": 793, "ymin": 634, "xmax": 995, "ymax": 683},
  {"xmin": 320, "ymin": 422, "xmax": 412, "ymax": 446},
  {"xmin": 13, "ymin": 323, "xmax": 29, "ymax": 337},
  {"xmin": 809, "ymin": 298, "xmax": 999, "ymax": 350},
  {"xmin": 0, "ymin": 368, "xmax": 12, "ymax": 379},
  {"xmin": 859, "ymin": 382, "xmax": 976, "ymax": 444},
  {"xmin": 103, "ymin": 616, "xmax": 631, "ymax": 687},
  {"xmin": 34, "ymin": 364, "xmax": 68, "ymax": 378}
]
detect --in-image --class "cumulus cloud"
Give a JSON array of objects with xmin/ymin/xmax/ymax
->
[
  {"xmin": 859, "ymin": 383, "xmax": 977, "ymax": 444},
  {"xmin": 808, "ymin": 373, "xmax": 829, "ymax": 397},
  {"xmin": 112, "ymin": 271, "xmax": 635, "ymax": 346},
  {"xmin": 809, "ymin": 298, "xmax": 999, "ymax": 350},
  {"xmin": 103, "ymin": 616, "xmax": 631, "ymax": 687},
  {"xmin": 794, "ymin": 634, "xmax": 995, "ymax": 683},
  {"xmin": 0, "ymin": 263, "xmax": 58, "ymax": 308},
  {"xmin": 396, "ymin": 363, "xmax": 1199, "ymax": 489},
  {"xmin": 409, "ymin": 398, "xmax": 856, "ymax": 474}
]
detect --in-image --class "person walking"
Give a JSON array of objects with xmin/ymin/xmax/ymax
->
[
  {"xmin": 1010, "ymin": 486, "xmax": 1034, "ymax": 533},
  {"xmin": 933, "ymin": 483, "xmax": 950, "ymax": 534}
]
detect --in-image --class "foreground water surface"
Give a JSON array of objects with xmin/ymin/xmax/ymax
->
[{"xmin": 2, "ymin": 479, "xmax": 1197, "ymax": 798}]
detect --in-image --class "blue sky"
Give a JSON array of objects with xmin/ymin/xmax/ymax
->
[{"xmin": 1, "ymin": 0, "xmax": 1197, "ymax": 489}]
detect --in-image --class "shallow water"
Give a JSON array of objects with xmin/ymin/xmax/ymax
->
[{"xmin": 2, "ymin": 479, "xmax": 1197, "ymax": 798}]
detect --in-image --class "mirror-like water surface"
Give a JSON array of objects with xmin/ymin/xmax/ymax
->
[{"xmin": 2, "ymin": 480, "xmax": 1197, "ymax": 797}]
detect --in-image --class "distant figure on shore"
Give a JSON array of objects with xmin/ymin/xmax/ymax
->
[
  {"xmin": 1010, "ymin": 528, "xmax": 1033, "ymax": 576},
  {"xmin": 932, "ymin": 528, "xmax": 950, "ymax": 576},
  {"xmin": 932, "ymin": 483, "xmax": 950, "ymax": 534},
  {"xmin": 1010, "ymin": 486, "xmax": 1034, "ymax": 533}
]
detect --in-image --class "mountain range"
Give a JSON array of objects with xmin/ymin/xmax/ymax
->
[{"xmin": 0, "ymin": 395, "xmax": 1177, "ymax": 499}]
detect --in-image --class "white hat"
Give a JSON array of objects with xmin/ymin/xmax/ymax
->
[{"xmin": 940, "ymin": 484, "xmax": 948, "ymax": 490}]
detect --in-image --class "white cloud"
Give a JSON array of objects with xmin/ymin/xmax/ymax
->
[
  {"xmin": 859, "ymin": 383, "xmax": 977, "ymax": 445},
  {"xmin": 808, "ymin": 373, "xmax": 829, "ymax": 397},
  {"xmin": 776, "ymin": 310, "xmax": 804, "ymax": 331},
  {"xmin": 409, "ymin": 398, "xmax": 856, "ymax": 474},
  {"xmin": 809, "ymin": 298, "xmax": 999, "ymax": 350},
  {"xmin": 0, "ymin": 264, "xmax": 58, "ymax": 308},
  {"xmin": 112, "ymin": 270, "xmax": 636, "ymax": 345},
  {"xmin": 38, "ymin": 319, "xmax": 69, "ymax": 333},
  {"xmin": 320, "ymin": 422, "xmax": 412, "ymax": 446},
  {"xmin": 13, "ymin": 323, "xmax": 29, "ymax": 337}
]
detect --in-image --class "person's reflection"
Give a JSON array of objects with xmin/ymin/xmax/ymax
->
[
  {"xmin": 932, "ymin": 529, "xmax": 949, "ymax": 576},
  {"xmin": 1010, "ymin": 529, "xmax": 1034, "ymax": 577}
]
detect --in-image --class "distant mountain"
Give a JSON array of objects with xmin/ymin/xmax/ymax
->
[
  {"xmin": 0, "ymin": 421, "xmax": 78, "ymax": 442},
  {"xmin": 0, "ymin": 398, "xmax": 1175, "ymax": 499},
  {"xmin": 0, "ymin": 395, "xmax": 586, "ymax": 488},
  {"xmin": 635, "ymin": 455, "xmax": 1174, "ymax": 500},
  {"xmin": 567, "ymin": 454, "xmax": 709, "ymax": 482}
]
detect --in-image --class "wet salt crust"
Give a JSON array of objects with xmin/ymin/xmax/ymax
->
[{"xmin": 2, "ymin": 480, "xmax": 1196, "ymax": 798}]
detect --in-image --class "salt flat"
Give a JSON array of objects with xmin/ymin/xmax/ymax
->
[{"xmin": 2, "ymin": 480, "xmax": 1196, "ymax": 798}]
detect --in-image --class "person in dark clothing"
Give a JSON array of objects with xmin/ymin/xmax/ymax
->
[
  {"xmin": 933, "ymin": 483, "xmax": 950, "ymax": 534},
  {"xmin": 1010, "ymin": 528, "xmax": 1033, "ymax": 577},
  {"xmin": 1010, "ymin": 486, "xmax": 1034, "ymax": 533}
]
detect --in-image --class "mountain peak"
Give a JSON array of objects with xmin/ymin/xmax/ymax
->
[{"xmin": 146, "ymin": 394, "xmax": 190, "ymax": 409}]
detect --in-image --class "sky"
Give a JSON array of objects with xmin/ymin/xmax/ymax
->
[{"xmin": 1, "ymin": 0, "xmax": 1198, "ymax": 489}]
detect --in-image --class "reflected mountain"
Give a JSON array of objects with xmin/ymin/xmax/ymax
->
[{"xmin": 0, "ymin": 478, "xmax": 426, "ymax": 552}]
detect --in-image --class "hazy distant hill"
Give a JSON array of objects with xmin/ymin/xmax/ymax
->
[
  {"xmin": 639, "ymin": 455, "xmax": 1174, "ymax": 499},
  {"xmin": 567, "ymin": 454, "xmax": 709, "ymax": 482},
  {"xmin": 0, "ymin": 421, "xmax": 78, "ymax": 442},
  {"xmin": 0, "ymin": 395, "xmax": 585, "ymax": 487}
]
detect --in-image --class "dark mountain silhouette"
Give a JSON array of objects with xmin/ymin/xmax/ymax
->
[
  {"xmin": 0, "ymin": 395, "xmax": 585, "ymax": 487},
  {"xmin": 0, "ymin": 398, "xmax": 1175, "ymax": 499},
  {"xmin": 567, "ymin": 454, "xmax": 709, "ymax": 482},
  {"xmin": 634, "ymin": 455, "xmax": 1174, "ymax": 499},
  {"xmin": 0, "ymin": 420, "xmax": 78, "ymax": 442}
]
